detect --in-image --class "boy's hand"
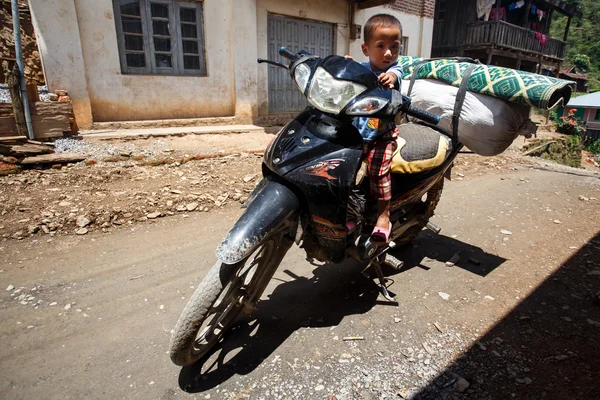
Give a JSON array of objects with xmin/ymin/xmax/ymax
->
[{"xmin": 378, "ymin": 72, "xmax": 398, "ymax": 89}]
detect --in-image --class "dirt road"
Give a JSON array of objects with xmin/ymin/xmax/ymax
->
[{"xmin": 1, "ymin": 162, "xmax": 600, "ymax": 399}]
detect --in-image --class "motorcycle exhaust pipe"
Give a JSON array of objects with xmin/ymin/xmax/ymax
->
[{"xmin": 426, "ymin": 221, "xmax": 442, "ymax": 234}]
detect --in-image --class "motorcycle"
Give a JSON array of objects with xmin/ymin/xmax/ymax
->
[{"xmin": 169, "ymin": 47, "xmax": 462, "ymax": 367}]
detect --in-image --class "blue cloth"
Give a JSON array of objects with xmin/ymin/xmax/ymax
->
[{"xmin": 352, "ymin": 62, "xmax": 403, "ymax": 142}]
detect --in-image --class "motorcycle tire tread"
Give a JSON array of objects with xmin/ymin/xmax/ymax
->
[{"xmin": 169, "ymin": 260, "xmax": 231, "ymax": 366}]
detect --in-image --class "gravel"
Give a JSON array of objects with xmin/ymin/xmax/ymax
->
[
  {"xmin": 53, "ymin": 137, "xmax": 161, "ymax": 161},
  {"xmin": 0, "ymin": 84, "xmax": 50, "ymax": 102}
]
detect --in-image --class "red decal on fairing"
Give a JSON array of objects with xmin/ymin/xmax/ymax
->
[{"xmin": 301, "ymin": 159, "xmax": 344, "ymax": 181}]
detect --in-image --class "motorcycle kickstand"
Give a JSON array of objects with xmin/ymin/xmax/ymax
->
[{"xmin": 361, "ymin": 241, "xmax": 398, "ymax": 303}]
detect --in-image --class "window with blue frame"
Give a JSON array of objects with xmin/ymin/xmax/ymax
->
[{"xmin": 113, "ymin": 0, "xmax": 207, "ymax": 76}]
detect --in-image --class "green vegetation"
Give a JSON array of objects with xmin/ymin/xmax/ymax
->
[{"xmin": 550, "ymin": 0, "xmax": 600, "ymax": 91}]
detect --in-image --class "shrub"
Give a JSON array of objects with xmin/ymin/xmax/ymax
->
[{"xmin": 555, "ymin": 109, "xmax": 587, "ymax": 136}]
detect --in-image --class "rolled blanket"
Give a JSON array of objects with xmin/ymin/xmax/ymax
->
[{"xmin": 398, "ymin": 56, "xmax": 575, "ymax": 110}]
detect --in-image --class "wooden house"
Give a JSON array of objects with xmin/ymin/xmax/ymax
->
[{"xmin": 432, "ymin": 0, "xmax": 582, "ymax": 73}]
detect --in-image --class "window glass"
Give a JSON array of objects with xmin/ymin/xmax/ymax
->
[
  {"xmin": 155, "ymin": 54, "xmax": 173, "ymax": 68},
  {"xmin": 126, "ymin": 53, "xmax": 146, "ymax": 68},
  {"xmin": 184, "ymin": 55, "xmax": 200, "ymax": 70},
  {"xmin": 150, "ymin": 3, "xmax": 169, "ymax": 18},
  {"xmin": 181, "ymin": 24, "xmax": 197, "ymax": 38},
  {"xmin": 120, "ymin": 0, "xmax": 140, "ymax": 16},
  {"xmin": 154, "ymin": 37, "xmax": 171, "ymax": 52},
  {"xmin": 595, "ymin": 109, "xmax": 600, "ymax": 120},
  {"xmin": 182, "ymin": 40, "xmax": 198, "ymax": 54},
  {"xmin": 125, "ymin": 35, "xmax": 144, "ymax": 51},
  {"xmin": 152, "ymin": 20, "xmax": 170, "ymax": 36},
  {"xmin": 115, "ymin": 0, "xmax": 206, "ymax": 75},
  {"xmin": 122, "ymin": 17, "xmax": 143, "ymax": 34},
  {"xmin": 180, "ymin": 7, "xmax": 196, "ymax": 23}
]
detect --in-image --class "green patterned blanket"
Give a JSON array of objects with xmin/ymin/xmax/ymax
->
[{"xmin": 398, "ymin": 56, "xmax": 575, "ymax": 110}]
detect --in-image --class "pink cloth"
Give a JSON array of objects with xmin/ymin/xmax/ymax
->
[{"xmin": 490, "ymin": 7, "xmax": 505, "ymax": 20}]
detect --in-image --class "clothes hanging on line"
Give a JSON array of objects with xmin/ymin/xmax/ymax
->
[
  {"xmin": 490, "ymin": 7, "xmax": 506, "ymax": 20},
  {"xmin": 477, "ymin": 0, "xmax": 495, "ymax": 19}
]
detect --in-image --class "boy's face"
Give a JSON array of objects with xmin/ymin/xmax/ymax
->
[{"xmin": 361, "ymin": 25, "xmax": 402, "ymax": 71}]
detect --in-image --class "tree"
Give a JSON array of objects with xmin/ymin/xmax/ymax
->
[{"xmin": 572, "ymin": 54, "xmax": 591, "ymax": 73}]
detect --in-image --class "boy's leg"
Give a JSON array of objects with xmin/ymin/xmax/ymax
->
[{"xmin": 367, "ymin": 134, "xmax": 397, "ymax": 238}]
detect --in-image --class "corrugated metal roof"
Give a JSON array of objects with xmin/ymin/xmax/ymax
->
[{"xmin": 567, "ymin": 91, "xmax": 600, "ymax": 108}]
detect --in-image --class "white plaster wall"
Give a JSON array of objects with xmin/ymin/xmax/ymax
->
[
  {"xmin": 232, "ymin": 0, "xmax": 259, "ymax": 122},
  {"xmin": 73, "ymin": 0, "xmax": 235, "ymax": 122},
  {"xmin": 255, "ymin": 0, "xmax": 350, "ymax": 116},
  {"xmin": 29, "ymin": 0, "xmax": 94, "ymax": 128},
  {"xmin": 349, "ymin": 7, "xmax": 433, "ymax": 64}
]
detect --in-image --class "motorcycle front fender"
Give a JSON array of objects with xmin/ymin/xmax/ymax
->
[{"xmin": 215, "ymin": 179, "xmax": 300, "ymax": 265}]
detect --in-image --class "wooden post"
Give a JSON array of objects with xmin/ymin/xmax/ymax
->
[
  {"xmin": 545, "ymin": 9, "xmax": 554, "ymax": 35},
  {"xmin": 516, "ymin": 52, "xmax": 522, "ymax": 70},
  {"xmin": 495, "ymin": 0, "xmax": 501, "ymax": 20},
  {"xmin": 487, "ymin": 49, "xmax": 493, "ymax": 65},
  {"xmin": 3, "ymin": 61, "xmax": 27, "ymax": 137},
  {"xmin": 563, "ymin": 15, "xmax": 572, "ymax": 41},
  {"xmin": 522, "ymin": 0, "xmax": 532, "ymax": 28}
]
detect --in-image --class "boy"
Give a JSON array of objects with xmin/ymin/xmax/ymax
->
[{"xmin": 353, "ymin": 14, "xmax": 403, "ymax": 245}]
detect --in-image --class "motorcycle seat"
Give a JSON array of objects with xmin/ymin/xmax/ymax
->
[{"xmin": 391, "ymin": 122, "xmax": 451, "ymax": 174}]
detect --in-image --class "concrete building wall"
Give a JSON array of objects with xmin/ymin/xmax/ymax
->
[
  {"xmin": 30, "ymin": 0, "xmax": 434, "ymax": 127},
  {"xmin": 29, "ymin": 0, "xmax": 94, "ymax": 128},
  {"xmin": 31, "ymin": 0, "xmax": 237, "ymax": 127},
  {"xmin": 348, "ymin": 1, "xmax": 434, "ymax": 65}
]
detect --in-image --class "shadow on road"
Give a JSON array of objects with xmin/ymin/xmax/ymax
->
[
  {"xmin": 413, "ymin": 231, "xmax": 600, "ymax": 399},
  {"xmin": 177, "ymin": 232, "xmax": 506, "ymax": 393},
  {"xmin": 390, "ymin": 231, "xmax": 506, "ymax": 277}
]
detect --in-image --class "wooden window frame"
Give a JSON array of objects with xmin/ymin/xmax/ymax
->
[
  {"xmin": 113, "ymin": 0, "xmax": 207, "ymax": 76},
  {"xmin": 401, "ymin": 36, "xmax": 408, "ymax": 56},
  {"xmin": 595, "ymin": 109, "xmax": 600, "ymax": 120}
]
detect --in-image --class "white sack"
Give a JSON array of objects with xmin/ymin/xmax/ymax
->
[{"xmin": 399, "ymin": 79, "xmax": 536, "ymax": 156}]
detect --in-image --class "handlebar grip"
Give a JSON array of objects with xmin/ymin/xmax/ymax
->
[
  {"xmin": 407, "ymin": 106, "xmax": 441, "ymax": 125},
  {"xmin": 279, "ymin": 47, "xmax": 296, "ymax": 60}
]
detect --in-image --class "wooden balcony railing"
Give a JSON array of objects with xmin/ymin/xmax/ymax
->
[{"xmin": 465, "ymin": 20, "xmax": 566, "ymax": 60}]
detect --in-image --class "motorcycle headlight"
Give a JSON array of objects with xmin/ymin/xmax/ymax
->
[
  {"xmin": 307, "ymin": 67, "xmax": 366, "ymax": 114},
  {"xmin": 346, "ymin": 97, "xmax": 389, "ymax": 115},
  {"xmin": 294, "ymin": 63, "xmax": 311, "ymax": 92}
]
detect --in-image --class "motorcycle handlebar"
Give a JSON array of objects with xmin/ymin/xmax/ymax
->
[
  {"xmin": 279, "ymin": 47, "xmax": 296, "ymax": 60},
  {"xmin": 406, "ymin": 105, "xmax": 441, "ymax": 125}
]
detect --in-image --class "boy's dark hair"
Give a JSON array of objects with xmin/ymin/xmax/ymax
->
[{"xmin": 364, "ymin": 13, "xmax": 402, "ymax": 42}]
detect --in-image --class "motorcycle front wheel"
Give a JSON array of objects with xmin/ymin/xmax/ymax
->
[{"xmin": 169, "ymin": 234, "xmax": 292, "ymax": 366}]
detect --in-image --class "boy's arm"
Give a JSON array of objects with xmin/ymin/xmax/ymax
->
[{"xmin": 386, "ymin": 64, "xmax": 403, "ymax": 90}]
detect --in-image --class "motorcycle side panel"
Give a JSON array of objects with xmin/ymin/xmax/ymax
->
[
  {"xmin": 216, "ymin": 180, "xmax": 300, "ymax": 265},
  {"xmin": 264, "ymin": 109, "xmax": 363, "ymax": 262}
]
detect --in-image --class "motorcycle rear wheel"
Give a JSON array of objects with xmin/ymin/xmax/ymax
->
[
  {"xmin": 394, "ymin": 178, "xmax": 444, "ymax": 246},
  {"xmin": 169, "ymin": 234, "xmax": 292, "ymax": 366}
]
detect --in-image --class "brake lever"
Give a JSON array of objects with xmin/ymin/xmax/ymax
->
[{"xmin": 257, "ymin": 58, "xmax": 288, "ymax": 69}]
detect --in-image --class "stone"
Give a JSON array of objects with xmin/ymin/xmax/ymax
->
[
  {"xmin": 314, "ymin": 384, "xmax": 325, "ymax": 391},
  {"xmin": 64, "ymin": 303, "xmax": 72, "ymax": 310},
  {"xmin": 579, "ymin": 195, "xmax": 589, "ymax": 201},
  {"xmin": 438, "ymin": 292, "xmax": 450, "ymax": 301},
  {"xmin": 456, "ymin": 378, "xmax": 470, "ymax": 392},
  {"xmin": 76, "ymin": 215, "xmax": 91, "ymax": 227},
  {"xmin": 446, "ymin": 252, "xmax": 460, "ymax": 267},
  {"xmin": 28, "ymin": 225, "xmax": 39, "ymax": 234},
  {"xmin": 6, "ymin": 284, "xmax": 14, "ymax": 291},
  {"xmin": 147, "ymin": 212, "xmax": 161, "ymax": 219},
  {"xmin": 501, "ymin": 229, "xmax": 512, "ymax": 235},
  {"xmin": 186, "ymin": 202, "xmax": 198, "ymax": 212},
  {"xmin": 484, "ymin": 295, "xmax": 495, "ymax": 301},
  {"xmin": 553, "ymin": 220, "xmax": 562, "ymax": 224},
  {"xmin": 243, "ymin": 174, "xmax": 256, "ymax": 183},
  {"xmin": 76, "ymin": 228, "xmax": 88, "ymax": 235}
]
